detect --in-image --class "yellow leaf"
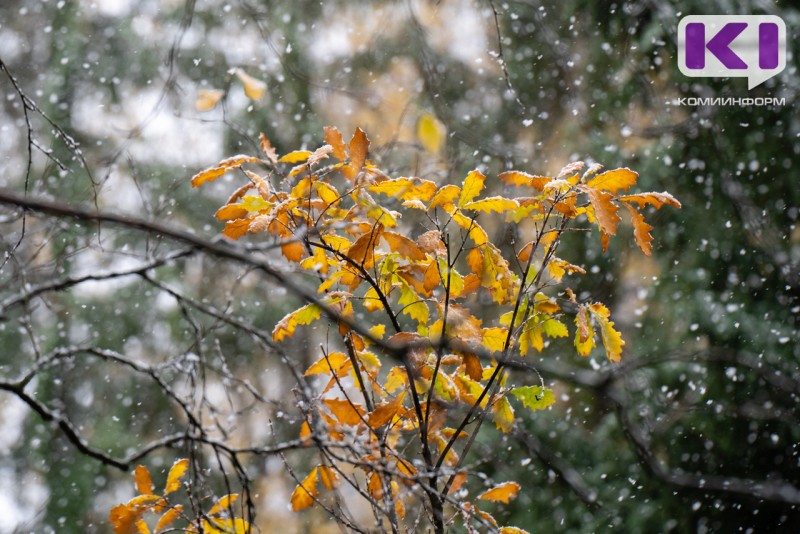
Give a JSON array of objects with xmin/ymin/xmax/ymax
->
[
  {"xmin": 367, "ymin": 391, "xmax": 406, "ymax": 428},
  {"xmin": 110, "ymin": 504, "xmax": 138, "ymax": 534},
  {"xmin": 463, "ymin": 196, "xmax": 519, "ymax": 213},
  {"xmin": 134, "ymin": 465, "xmax": 154, "ymax": 495},
  {"xmin": 368, "ymin": 324, "xmax": 386, "ymax": 339},
  {"xmin": 519, "ymin": 320, "xmax": 544, "ymax": 355},
  {"xmin": 585, "ymin": 187, "xmax": 620, "ymax": 235},
  {"xmin": 458, "ymin": 169, "xmax": 486, "ymax": 207},
  {"xmin": 323, "ymin": 398, "xmax": 366, "ymax": 426},
  {"xmin": 195, "ymin": 89, "xmax": 224, "ymax": 111},
  {"xmin": 398, "ymin": 283, "xmax": 429, "ymax": 325},
  {"xmin": 234, "ymin": 69, "xmax": 266, "ymax": 101},
  {"xmin": 478, "ymin": 481, "xmax": 521, "ymax": 504},
  {"xmin": 542, "ymin": 317, "xmax": 568, "ymax": 338},
  {"xmin": 451, "ymin": 211, "xmax": 488, "ymax": 246},
  {"xmin": 589, "ymin": 303, "xmax": 624, "ymax": 362},
  {"xmin": 164, "ymin": 459, "xmax": 189, "ymax": 495},
  {"xmin": 587, "ymin": 167, "xmax": 638, "ymax": 194},
  {"xmin": 318, "ymin": 465, "xmax": 340, "ymax": 490},
  {"xmin": 191, "ymin": 155, "xmax": 262, "ymax": 188},
  {"xmin": 428, "ymin": 184, "xmax": 461, "ymax": 210},
  {"xmin": 385, "ymin": 366, "xmax": 408, "ymax": 393},
  {"xmin": 314, "ymin": 181, "xmax": 340, "ymax": 206},
  {"xmin": 135, "ymin": 518, "xmax": 150, "ymax": 534},
  {"xmin": 272, "ymin": 303, "xmax": 322, "ymax": 342},
  {"xmin": 624, "ymin": 203, "xmax": 654, "ymax": 256},
  {"xmin": 208, "ymin": 494, "xmax": 238, "ymax": 516},
  {"xmin": 126, "ymin": 494, "xmax": 161, "ymax": 510},
  {"xmin": 500, "ymin": 527, "xmax": 530, "ymax": 534},
  {"xmin": 278, "ymin": 150, "xmax": 312, "ymax": 164},
  {"xmin": 154, "ymin": 505, "xmax": 183, "ymax": 531},
  {"xmin": 575, "ymin": 304, "xmax": 595, "ymax": 357},
  {"xmin": 491, "ymin": 396, "xmax": 515, "ymax": 433},
  {"xmin": 291, "ymin": 468, "xmax": 319, "ymax": 512},
  {"xmin": 368, "ymin": 177, "xmax": 437, "ymax": 202},
  {"xmin": 619, "ymin": 191, "xmax": 681, "ymax": 209},
  {"xmin": 324, "ymin": 126, "xmax": 347, "ymax": 161},
  {"xmin": 349, "ymin": 127, "xmax": 369, "ymax": 174},
  {"xmin": 416, "ymin": 112, "xmax": 446, "ymax": 153},
  {"xmin": 547, "ymin": 256, "xmax": 586, "ymax": 281},
  {"xmin": 305, "ymin": 352, "xmax": 349, "ymax": 376},
  {"xmin": 482, "ymin": 327, "xmax": 507, "ymax": 352},
  {"xmin": 202, "ymin": 518, "xmax": 250, "ymax": 534}
]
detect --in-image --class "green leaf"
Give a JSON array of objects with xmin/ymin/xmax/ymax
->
[{"xmin": 510, "ymin": 386, "xmax": 555, "ymax": 411}]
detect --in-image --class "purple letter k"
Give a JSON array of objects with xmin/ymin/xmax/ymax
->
[{"xmin": 685, "ymin": 22, "xmax": 748, "ymax": 70}]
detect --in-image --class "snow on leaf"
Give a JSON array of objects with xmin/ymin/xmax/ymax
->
[
  {"xmin": 478, "ymin": 481, "xmax": 521, "ymax": 504},
  {"xmin": 202, "ymin": 518, "xmax": 249, "ymax": 534},
  {"xmin": 110, "ymin": 504, "xmax": 138, "ymax": 534},
  {"xmin": 417, "ymin": 112, "xmax": 446, "ymax": 153},
  {"xmin": 367, "ymin": 391, "xmax": 406, "ymax": 428},
  {"xmin": 208, "ymin": 494, "xmax": 238, "ymax": 516},
  {"xmin": 368, "ymin": 177, "xmax": 437, "ymax": 202},
  {"xmin": 463, "ymin": 196, "xmax": 519, "ymax": 214},
  {"xmin": 234, "ymin": 69, "xmax": 266, "ymax": 100},
  {"xmin": 290, "ymin": 468, "xmax": 319, "ymax": 512},
  {"xmin": 557, "ymin": 161, "xmax": 585, "ymax": 179},
  {"xmin": 585, "ymin": 187, "xmax": 620, "ymax": 235},
  {"xmin": 624, "ymin": 203, "xmax": 654, "ymax": 255},
  {"xmin": 278, "ymin": 150, "xmax": 312, "ymax": 164},
  {"xmin": 458, "ymin": 169, "xmax": 486, "ymax": 207},
  {"xmin": 619, "ymin": 191, "xmax": 681, "ymax": 209},
  {"xmin": 511, "ymin": 386, "xmax": 555, "ymax": 411},
  {"xmin": 500, "ymin": 527, "xmax": 531, "ymax": 534},
  {"xmin": 586, "ymin": 167, "xmax": 638, "ymax": 194},
  {"xmin": 134, "ymin": 465, "xmax": 154, "ymax": 495},
  {"xmin": 272, "ymin": 303, "xmax": 322, "ymax": 342},
  {"xmin": 164, "ymin": 459, "xmax": 189, "ymax": 495},
  {"xmin": 195, "ymin": 89, "xmax": 224, "ymax": 111},
  {"xmin": 191, "ymin": 155, "xmax": 262, "ymax": 187},
  {"xmin": 589, "ymin": 303, "xmax": 624, "ymax": 362},
  {"xmin": 304, "ymin": 352, "xmax": 349, "ymax": 376}
]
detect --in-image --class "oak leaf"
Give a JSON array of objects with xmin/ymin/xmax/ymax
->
[
  {"xmin": 191, "ymin": 155, "xmax": 262, "ymax": 188},
  {"xmin": 324, "ymin": 126, "xmax": 347, "ymax": 161},
  {"xmin": 478, "ymin": 481, "xmax": 521, "ymax": 504},
  {"xmin": 208, "ymin": 494, "xmax": 238, "ymax": 516},
  {"xmin": 195, "ymin": 89, "xmax": 224, "ymax": 111},
  {"xmin": 272, "ymin": 303, "xmax": 322, "ymax": 342},
  {"xmin": 585, "ymin": 187, "xmax": 620, "ymax": 235},
  {"xmin": 154, "ymin": 506, "xmax": 183, "ymax": 532},
  {"xmin": 625, "ymin": 203, "xmax": 654, "ymax": 255},
  {"xmin": 164, "ymin": 459, "xmax": 189, "ymax": 495},
  {"xmin": 291, "ymin": 469, "xmax": 319, "ymax": 512},
  {"xmin": 511, "ymin": 386, "xmax": 555, "ymax": 411},
  {"xmin": 498, "ymin": 170, "xmax": 552, "ymax": 190},
  {"xmin": 134, "ymin": 465, "xmax": 154, "ymax": 495},
  {"xmin": 619, "ymin": 191, "xmax": 681, "ymax": 209},
  {"xmin": 458, "ymin": 169, "xmax": 486, "ymax": 207},
  {"xmin": 462, "ymin": 196, "xmax": 519, "ymax": 214},
  {"xmin": 586, "ymin": 167, "xmax": 638, "ymax": 194},
  {"xmin": 367, "ymin": 391, "xmax": 406, "ymax": 428}
]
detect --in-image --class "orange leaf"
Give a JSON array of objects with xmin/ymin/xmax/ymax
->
[
  {"xmin": 349, "ymin": 127, "xmax": 369, "ymax": 174},
  {"xmin": 500, "ymin": 527, "xmax": 531, "ymax": 534},
  {"xmin": 318, "ymin": 465, "xmax": 340, "ymax": 490},
  {"xmin": 259, "ymin": 132, "xmax": 278, "ymax": 165},
  {"xmin": 498, "ymin": 170, "xmax": 551, "ymax": 190},
  {"xmin": 281, "ymin": 241, "xmax": 306, "ymax": 262},
  {"xmin": 367, "ymin": 471, "xmax": 384, "ymax": 499},
  {"xmin": 619, "ymin": 191, "xmax": 681, "ymax": 209},
  {"xmin": 517, "ymin": 241, "xmax": 533, "ymax": 263},
  {"xmin": 110, "ymin": 504, "xmax": 138, "ymax": 534},
  {"xmin": 367, "ymin": 391, "xmax": 406, "ymax": 428},
  {"xmin": 215, "ymin": 204, "xmax": 249, "ymax": 221},
  {"xmin": 154, "ymin": 505, "xmax": 183, "ymax": 531},
  {"xmin": 222, "ymin": 218, "xmax": 253, "ymax": 240},
  {"xmin": 164, "ymin": 459, "xmax": 189, "ymax": 495},
  {"xmin": 478, "ymin": 481, "xmax": 521, "ymax": 504},
  {"xmin": 323, "ymin": 399, "xmax": 365, "ymax": 426},
  {"xmin": 585, "ymin": 187, "xmax": 620, "ymax": 235},
  {"xmin": 624, "ymin": 203, "xmax": 654, "ymax": 255},
  {"xmin": 462, "ymin": 352, "xmax": 483, "ymax": 381},
  {"xmin": 385, "ymin": 366, "xmax": 408, "ymax": 393},
  {"xmin": 458, "ymin": 169, "xmax": 486, "ymax": 206},
  {"xmin": 586, "ymin": 167, "xmax": 638, "ymax": 194},
  {"xmin": 290, "ymin": 468, "xmax": 319, "ymax": 512},
  {"xmin": 324, "ymin": 126, "xmax": 347, "ymax": 161},
  {"xmin": 383, "ymin": 231, "xmax": 426, "ymax": 260},
  {"xmin": 134, "ymin": 465, "xmax": 154, "ymax": 495},
  {"xmin": 191, "ymin": 155, "xmax": 262, "ymax": 187},
  {"xmin": 346, "ymin": 225, "xmax": 384, "ymax": 268}
]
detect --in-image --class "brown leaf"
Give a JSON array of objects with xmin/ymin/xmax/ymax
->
[
  {"xmin": 383, "ymin": 231, "xmax": 427, "ymax": 261},
  {"xmin": 462, "ymin": 352, "xmax": 483, "ymax": 381},
  {"xmin": 191, "ymin": 155, "xmax": 262, "ymax": 188},
  {"xmin": 349, "ymin": 127, "xmax": 369, "ymax": 174},
  {"xmin": 624, "ymin": 203, "xmax": 654, "ymax": 255},
  {"xmin": 585, "ymin": 187, "xmax": 620, "ymax": 235},
  {"xmin": 259, "ymin": 133, "xmax": 278, "ymax": 165},
  {"xmin": 367, "ymin": 391, "xmax": 406, "ymax": 428},
  {"xmin": 346, "ymin": 225, "xmax": 384, "ymax": 268},
  {"xmin": 324, "ymin": 126, "xmax": 347, "ymax": 161},
  {"xmin": 498, "ymin": 170, "xmax": 552, "ymax": 190}
]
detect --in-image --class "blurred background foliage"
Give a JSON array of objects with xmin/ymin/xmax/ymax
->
[{"xmin": 0, "ymin": 0, "xmax": 798, "ymax": 532}]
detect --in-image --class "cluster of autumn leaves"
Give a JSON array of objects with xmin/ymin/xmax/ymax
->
[
  {"xmin": 110, "ymin": 460, "xmax": 249, "ymax": 534},
  {"xmin": 111, "ymin": 126, "xmax": 678, "ymax": 532}
]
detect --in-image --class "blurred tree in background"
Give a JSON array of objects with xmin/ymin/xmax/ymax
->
[{"xmin": 0, "ymin": 0, "xmax": 797, "ymax": 532}]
